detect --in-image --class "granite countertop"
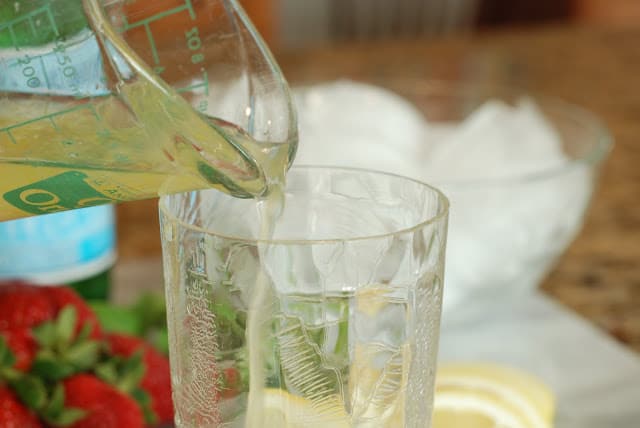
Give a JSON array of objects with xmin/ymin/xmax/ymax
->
[{"xmin": 115, "ymin": 24, "xmax": 640, "ymax": 352}]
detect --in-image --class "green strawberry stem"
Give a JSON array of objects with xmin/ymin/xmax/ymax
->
[
  {"xmin": 94, "ymin": 350, "xmax": 157, "ymax": 426},
  {"xmin": 0, "ymin": 334, "xmax": 87, "ymax": 426},
  {"xmin": 31, "ymin": 307, "xmax": 100, "ymax": 382}
]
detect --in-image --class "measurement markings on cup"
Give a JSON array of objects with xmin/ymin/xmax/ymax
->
[
  {"xmin": 119, "ymin": 0, "xmax": 197, "ymax": 75},
  {"xmin": 0, "ymin": 3, "xmax": 61, "ymax": 48}
]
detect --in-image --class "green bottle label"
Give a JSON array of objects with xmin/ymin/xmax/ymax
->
[{"xmin": 3, "ymin": 171, "xmax": 115, "ymax": 215}]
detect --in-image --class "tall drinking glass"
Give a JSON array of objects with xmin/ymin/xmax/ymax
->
[{"xmin": 159, "ymin": 166, "xmax": 449, "ymax": 427}]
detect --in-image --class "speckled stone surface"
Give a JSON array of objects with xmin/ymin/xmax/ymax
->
[{"xmin": 115, "ymin": 24, "xmax": 640, "ymax": 352}]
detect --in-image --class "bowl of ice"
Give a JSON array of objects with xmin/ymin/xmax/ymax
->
[{"xmin": 292, "ymin": 79, "xmax": 612, "ymax": 314}]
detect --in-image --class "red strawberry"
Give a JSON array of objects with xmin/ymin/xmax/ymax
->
[
  {"xmin": 220, "ymin": 367, "xmax": 241, "ymax": 399},
  {"xmin": 0, "ymin": 282, "xmax": 54, "ymax": 331},
  {"xmin": 44, "ymin": 287, "xmax": 101, "ymax": 339},
  {"xmin": 0, "ymin": 387, "xmax": 42, "ymax": 428},
  {"xmin": 62, "ymin": 374, "xmax": 144, "ymax": 428},
  {"xmin": 0, "ymin": 329, "xmax": 36, "ymax": 372},
  {"xmin": 106, "ymin": 334, "xmax": 173, "ymax": 425}
]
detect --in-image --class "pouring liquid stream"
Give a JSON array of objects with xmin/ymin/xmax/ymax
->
[{"xmin": 245, "ymin": 165, "xmax": 287, "ymax": 428}]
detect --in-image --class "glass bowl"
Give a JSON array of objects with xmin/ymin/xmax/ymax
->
[{"xmin": 292, "ymin": 79, "xmax": 613, "ymax": 314}]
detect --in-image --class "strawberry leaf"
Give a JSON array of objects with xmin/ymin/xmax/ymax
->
[
  {"xmin": 213, "ymin": 301, "xmax": 237, "ymax": 323},
  {"xmin": 122, "ymin": 350, "xmax": 144, "ymax": 374},
  {"xmin": 95, "ymin": 361, "xmax": 118, "ymax": 384},
  {"xmin": 55, "ymin": 306, "xmax": 77, "ymax": 350},
  {"xmin": 133, "ymin": 293, "xmax": 167, "ymax": 332},
  {"xmin": 0, "ymin": 336, "xmax": 16, "ymax": 368},
  {"xmin": 0, "ymin": 367, "xmax": 20, "ymax": 382},
  {"xmin": 75, "ymin": 323, "xmax": 92, "ymax": 342},
  {"xmin": 30, "ymin": 307, "xmax": 102, "ymax": 381},
  {"xmin": 36, "ymin": 348, "xmax": 55, "ymax": 360},
  {"xmin": 31, "ymin": 354, "xmax": 75, "ymax": 381},
  {"xmin": 117, "ymin": 351, "xmax": 145, "ymax": 393},
  {"xmin": 90, "ymin": 302, "xmax": 142, "ymax": 335},
  {"xmin": 149, "ymin": 327, "xmax": 169, "ymax": 356},
  {"xmin": 97, "ymin": 352, "xmax": 147, "ymax": 397},
  {"xmin": 64, "ymin": 341, "xmax": 100, "ymax": 371},
  {"xmin": 44, "ymin": 407, "xmax": 87, "ymax": 427},
  {"xmin": 40, "ymin": 383, "xmax": 87, "ymax": 427},
  {"xmin": 32, "ymin": 322, "xmax": 57, "ymax": 348},
  {"xmin": 12, "ymin": 375, "xmax": 47, "ymax": 410},
  {"xmin": 45, "ymin": 383, "xmax": 65, "ymax": 415},
  {"xmin": 131, "ymin": 387, "xmax": 158, "ymax": 426}
]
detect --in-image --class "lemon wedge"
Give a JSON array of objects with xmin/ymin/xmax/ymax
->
[
  {"xmin": 261, "ymin": 389, "xmax": 350, "ymax": 428},
  {"xmin": 433, "ymin": 363, "xmax": 555, "ymax": 428}
]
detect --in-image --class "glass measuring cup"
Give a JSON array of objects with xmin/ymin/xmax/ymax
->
[{"xmin": 0, "ymin": 0, "xmax": 297, "ymax": 220}]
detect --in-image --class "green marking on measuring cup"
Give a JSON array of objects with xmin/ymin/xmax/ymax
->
[
  {"xmin": 113, "ymin": 0, "xmax": 198, "ymax": 78},
  {"xmin": 0, "ymin": 0, "xmax": 88, "ymax": 48},
  {"xmin": 3, "ymin": 171, "xmax": 116, "ymax": 215}
]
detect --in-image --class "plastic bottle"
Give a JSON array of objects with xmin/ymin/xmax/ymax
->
[{"xmin": 0, "ymin": 205, "xmax": 116, "ymax": 299}]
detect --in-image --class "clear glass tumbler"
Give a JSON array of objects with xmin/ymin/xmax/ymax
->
[{"xmin": 159, "ymin": 166, "xmax": 449, "ymax": 427}]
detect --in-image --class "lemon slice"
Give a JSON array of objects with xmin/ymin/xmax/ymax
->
[
  {"xmin": 433, "ymin": 363, "xmax": 555, "ymax": 428},
  {"xmin": 262, "ymin": 389, "xmax": 350, "ymax": 428}
]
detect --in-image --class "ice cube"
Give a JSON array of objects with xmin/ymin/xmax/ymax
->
[
  {"xmin": 293, "ymin": 80, "xmax": 427, "ymax": 179},
  {"xmin": 424, "ymin": 98, "xmax": 567, "ymax": 181}
]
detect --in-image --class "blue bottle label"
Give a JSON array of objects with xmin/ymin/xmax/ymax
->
[{"xmin": 0, "ymin": 204, "xmax": 116, "ymax": 283}]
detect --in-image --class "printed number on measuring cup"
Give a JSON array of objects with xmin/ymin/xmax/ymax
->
[
  {"xmin": 55, "ymin": 55, "xmax": 77, "ymax": 79},
  {"xmin": 185, "ymin": 27, "xmax": 204, "ymax": 64},
  {"xmin": 15, "ymin": 56, "xmax": 41, "ymax": 89}
]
